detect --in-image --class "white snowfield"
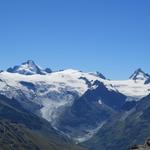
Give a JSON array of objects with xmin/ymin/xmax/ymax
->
[
  {"xmin": 1, "ymin": 69, "xmax": 149, "ymax": 99},
  {"xmin": 0, "ymin": 65, "xmax": 150, "ymax": 124}
]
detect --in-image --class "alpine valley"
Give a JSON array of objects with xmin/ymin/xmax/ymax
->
[{"xmin": 0, "ymin": 60, "xmax": 150, "ymax": 150}]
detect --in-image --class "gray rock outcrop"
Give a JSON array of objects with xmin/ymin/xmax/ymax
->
[{"xmin": 129, "ymin": 138, "xmax": 150, "ymax": 150}]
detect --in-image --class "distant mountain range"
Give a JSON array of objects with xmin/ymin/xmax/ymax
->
[{"xmin": 0, "ymin": 60, "xmax": 150, "ymax": 150}]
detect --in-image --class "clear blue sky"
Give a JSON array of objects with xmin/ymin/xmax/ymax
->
[{"xmin": 0, "ymin": 0, "xmax": 150, "ymax": 79}]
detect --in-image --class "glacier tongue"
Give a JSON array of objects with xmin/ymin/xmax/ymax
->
[
  {"xmin": 40, "ymin": 95, "xmax": 74, "ymax": 125},
  {"xmin": 74, "ymin": 121, "xmax": 106, "ymax": 143}
]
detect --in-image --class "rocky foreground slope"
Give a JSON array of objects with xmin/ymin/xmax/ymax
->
[{"xmin": 129, "ymin": 138, "xmax": 150, "ymax": 150}]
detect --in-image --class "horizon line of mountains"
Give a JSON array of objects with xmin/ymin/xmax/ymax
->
[{"xmin": 1, "ymin": 60, "xmax": 150, "ymax": 81}]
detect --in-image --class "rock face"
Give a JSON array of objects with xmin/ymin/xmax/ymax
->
[{"xmin": 129, "ymin": 138, "xmax": 150, "ymax": 150}]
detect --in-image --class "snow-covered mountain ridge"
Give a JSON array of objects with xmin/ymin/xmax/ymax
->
[
  {"xmin": 0, "ymin": 61, "xmax": 150, "ymax": 129},
  {"xmin": 1, "ymin": 61, "xmax": 150, "ymax": 99}
]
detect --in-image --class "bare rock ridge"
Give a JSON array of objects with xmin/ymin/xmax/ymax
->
[{"xmin": 129, "ymin": 138, "xmax": 150, "ymax": 150}]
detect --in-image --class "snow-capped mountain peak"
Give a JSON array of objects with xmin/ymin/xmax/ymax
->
[
  {"xmin": 7, "ymin": 60, "xmax": 46, "ymax": 75},
  {"xmin": 22, "ymin": 60, "xmax": 37, "ymax": 66},
  {"xmin": 129, "ymin": 68, "xmax": 150, "ymax": 81}
]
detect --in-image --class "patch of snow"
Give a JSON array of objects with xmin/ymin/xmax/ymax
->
[{"xmin": 98, "ymin": 99, "xmax": 102, "ymax": 105}]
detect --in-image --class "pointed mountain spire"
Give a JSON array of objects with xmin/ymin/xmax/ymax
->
[
  {"xmin": 7, "ymin": 60, "xmax": 46, "ymax": 75},
  {"xmin": 129, "ymin": 68, "xmax": 150, "ymax": 81}
]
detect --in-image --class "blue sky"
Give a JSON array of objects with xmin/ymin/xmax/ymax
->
[{"xmin": 0, "ymin": 0, "xmax": 150, "ymax": 79}]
